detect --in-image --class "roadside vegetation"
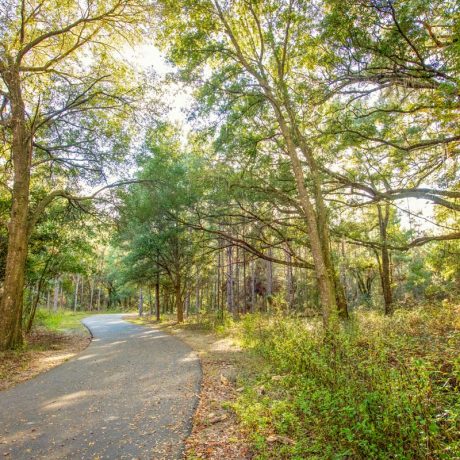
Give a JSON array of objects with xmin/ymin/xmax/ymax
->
[
  {"xmin": 35, "ymin": 309, "xmax": 97, "ymax": 334},
  {"xmin": 234, "ymin": 305, "xmax": 460, "ymax": 459}
]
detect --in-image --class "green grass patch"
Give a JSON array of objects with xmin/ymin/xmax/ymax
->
[{"xmin": 34, "ymin": 309, "xmax": 98, "ymax": 334}]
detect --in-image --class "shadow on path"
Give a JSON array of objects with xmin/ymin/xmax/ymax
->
[{"xmin": 0, "ymin": 314, "xmax": 202, "ymax": 460}]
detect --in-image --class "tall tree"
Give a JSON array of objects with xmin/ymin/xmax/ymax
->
[
  {"xmin": 0, "ymin": 0, "xmax": 145, "ymax": 349},
  {"xmin": 158, "ymin": 0, "xmax": 352, "ymax": 327}
]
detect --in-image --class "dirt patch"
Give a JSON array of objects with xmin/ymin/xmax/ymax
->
[
  {"xmin": 126, "ymin": 316, "xmax": 254, "ymax": 459},
  {"xmin": 0, "ymin": 327, "xmax": 91, "ymax": 391}
]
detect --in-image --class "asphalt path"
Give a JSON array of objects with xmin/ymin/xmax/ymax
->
[{"xmin": 0, "ymin": 314, "xmax": 201, "ymax": 459}]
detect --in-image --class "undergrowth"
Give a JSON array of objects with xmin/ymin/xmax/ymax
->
[
  {"xmin": 232, "ymin": 304, "xmax": 460, "ymax": 459},
  {"xmin": 142, "ymin": 310, "xmax": 238, "ymax": 334},
  {"xmin": 34, "ymin": 309, "xmax": 96, "ymax": 333}
]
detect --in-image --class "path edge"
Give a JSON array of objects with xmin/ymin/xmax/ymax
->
[{"xmin": 121, "ymin": 314, "xmax": 204, "ymax": 458}]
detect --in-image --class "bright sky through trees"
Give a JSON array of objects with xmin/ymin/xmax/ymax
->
[{"xmin": 124, "ymin": 40, "xmax": 435, "ymax": 231}]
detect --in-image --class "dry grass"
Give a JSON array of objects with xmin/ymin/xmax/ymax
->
[{"xmin": 0, "ymin": 327, "xmax": 90, "ymax": 392}]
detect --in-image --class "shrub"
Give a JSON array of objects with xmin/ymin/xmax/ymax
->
[{"xmin": 234, "ymin": 305, "xmax": 460, "ymax": 459}]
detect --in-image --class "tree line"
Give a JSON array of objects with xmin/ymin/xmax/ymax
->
[
  {"xmin": 111, "ymin": 0, "xmax": 458, "ymax": 327},
  {"xmin": 1, "ymin": 0, "xmax": 459, "ymax": 349}
]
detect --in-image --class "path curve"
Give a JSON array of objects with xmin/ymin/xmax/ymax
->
[{"xmin": 0, "ymin": 314, "xmax": 201, "ymax": 460}]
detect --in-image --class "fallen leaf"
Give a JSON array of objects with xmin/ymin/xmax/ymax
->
[{"xmin": 266, "ymin": 434, "xmax": 295, "ymax": 445}]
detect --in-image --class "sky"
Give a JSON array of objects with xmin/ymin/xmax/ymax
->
[{"xmin": 121, "ymin": 41, "xmax": 193, "ymax": 128}]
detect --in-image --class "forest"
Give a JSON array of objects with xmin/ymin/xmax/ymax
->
[{"xmin": 0, "ymin": 0, "xmax": 459, "ymax": 459}]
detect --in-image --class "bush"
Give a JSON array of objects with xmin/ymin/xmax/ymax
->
[{"xmin": 234, "ymin": 305, "xmax": 460, "ymax": 459}]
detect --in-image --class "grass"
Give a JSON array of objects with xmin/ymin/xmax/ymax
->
[
  {"xmin": 34, "ymin": 308, "xmax": 99, "ymax": 334},
  {"xmin": 34, "ymin": 307, "xmax": 131, "ymax": 333}
]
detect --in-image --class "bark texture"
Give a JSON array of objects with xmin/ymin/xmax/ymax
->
[
  {"xmin": 377, "ymin": 204, "xmax": 393, "ymax": 315},
  {"xmin": 0, "ymin": 68, "xmax": 31, "ymax": 349}
]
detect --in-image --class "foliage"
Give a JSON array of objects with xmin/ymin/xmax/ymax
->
[
  {"xmin": 234, "ymin": 306, "xmax": 460, "ymax": 459},
  {"xmin": 1, "ymin": 1, "xmax": 459, "ymax": 456}
]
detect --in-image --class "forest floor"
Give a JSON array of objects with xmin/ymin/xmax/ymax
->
[
  {"xmin": 127, "ymin": 315, "xmax": 255, "ymax": 460},
  {"xmin": 0, "ymin": 310, "xmax": 91, "ymax": 391}
]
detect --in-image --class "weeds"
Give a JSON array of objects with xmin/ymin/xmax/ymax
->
[{"xmin": 233, "ymin": 305, "xmax": 460, "ymax": 459}]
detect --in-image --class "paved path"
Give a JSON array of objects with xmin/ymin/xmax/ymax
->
[{"xmin": 0, "ymin": 314, "xmax": 202, "ymax": 460}]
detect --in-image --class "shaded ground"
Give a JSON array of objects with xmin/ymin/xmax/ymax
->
[
  {"xmin": 128, "ymin": 316, "xmax": 254, "ymax": 460},
  {"xmin": 0, "ymin": 328, "xmax": 90, "ymax": 392},
  {"xmin": 0, "ymin": 314, "xmax": 201, "ymax": 460}
]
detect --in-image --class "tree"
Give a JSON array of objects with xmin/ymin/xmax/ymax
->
[
  {"xmin": 114, "ymin": 125, "xmax": 206, "ymax": 322},
  {"xmin": 155, "ymin": 0, "xmax": 458, "ymax": 322},
  {"xmin": 158, "ymin": 0, "xmax": 353, "ymax": 327},
  {"xmin": 0, "ymin": 0, "xmax": 145, "ymax": 349}
]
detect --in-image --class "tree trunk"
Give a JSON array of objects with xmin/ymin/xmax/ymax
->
[
  {"xmin": 185, "ymin": 289, "xmax": 190, "ymax": 318},
  {"xmin": 74, "ymin": 275, "xmax": 80, "ymax": 312},
  {"xmin": 303, "ymin": 148, "xmax": 349, "ymax": 320},
  {"xmin": 59, "ymin": 281, "xmax": 64, "ymax": 309},
  {"xmin": 80, "ymin": 277, "xmax": 84, "ymax": 310},
  {"xmin": 97, "ymin": 284, "xmax": 101, "ymax": 311},
  {"xmin": 0, "ymin": 69, "xmax": 32, "ymax": 350},
  {"xmin": 210, "ymin": 279, "xmax": 215, "ymax": 313},
  {"xmin": 378, "ymin": 204, "xmax": 393, "ymax": 315},
  {"xmin": 285, "ymin": 75, "xmax": 349, "ymax": 320},
  {"xmin": 217, "ymin": 243, "xmax": 222, "ymax": 317},
  {"xmin": 339, "ymin": 240, "xmax": 350, "ymax": 308},
  {"xmin": 250, "ymin": 260, "xmax": 256, "ymax": 313},
  {"xmin": 26, "ymin": 287, "xmax": 40, "ymax": 333},
  {"xmin": 175, "ymin": 281, "xmax": 183, "ymax": 323},
  {"xmin": 243, "ymin": 249, "xmax": 247, "ymax": 312},
  {"xmin": 275, "ymin": 111, "xmax": 339, "ymax": 328},
  {"xmin": 53, "ymin": 278, "xmax": 60, "ymax": 313},
  {"xmin": 235, "ymin": 246, "xmax": 240, "ymax": 318},
  {"xmin": 155, "ymin": 272, "xmax": 160, "ymax": 321},
  {"xmin": 138, "ymin": 287, "xmax": 143, "ymax": 317},
  {"xmin": 266, "ymin": 247, "xmax": 273, "ymax": 312},
  {"xmin": 286, "ymin": 248, "xmax": 293, "ymax": 309},
  {"xmin": 148, "ymin": 286, "xmax": 153, "ymax": 316},
  {"xmin": 195, "ymin": 277, "xmax": 200, "ymax": 315},
  {"xmin": 89, "ymin": 278, "xmax": 94, "ymax": 311},
  {"xmin": 227, "ymin": 245, "xmax": 234, "ymax": 316},
  {"xmin": 26, "ymin": 257, "xmax": 51, "ymax": 333}
]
